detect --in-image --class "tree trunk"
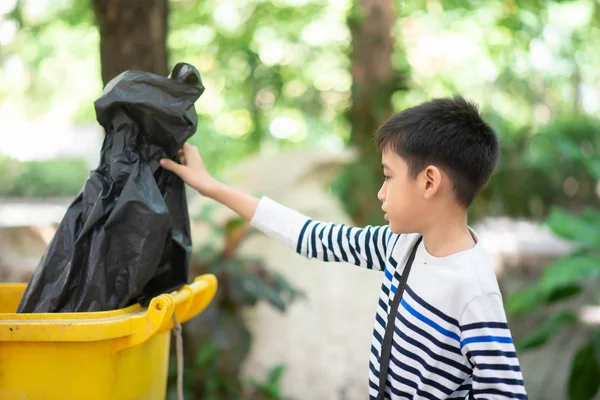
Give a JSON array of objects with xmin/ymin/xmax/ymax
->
[
  {"xmin": 92, "ymin": 0, "xmax": 168, "ymax": 86},
  {"xmin": 337, "ymin": 0, "xmax": 406, "ymax": 226}
]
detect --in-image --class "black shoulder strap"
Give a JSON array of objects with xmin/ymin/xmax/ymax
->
[{"xmin": 377, "ymin": 236, "xmax": 423, "ymax": 400}]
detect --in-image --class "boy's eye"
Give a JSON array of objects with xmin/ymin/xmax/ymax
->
[{"xmin": 383, "ymin": 175, "xmax": 390, "ymax": 181}]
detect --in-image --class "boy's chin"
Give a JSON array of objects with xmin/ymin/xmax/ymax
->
[
  {"xmin": 387, "ymin": 221, "xmax": 414, "ymax": 235},
  {"xmin": 387, "ymin": 222, "xmax": 401, "ymax": 234}
]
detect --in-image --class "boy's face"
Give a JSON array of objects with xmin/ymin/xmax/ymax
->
[{"xmin": 378, "ymin": 150, "xmax": 426, "ymax": 234}]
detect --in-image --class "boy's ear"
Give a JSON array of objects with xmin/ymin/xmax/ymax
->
[{"xmin": 422, "ymin": 165, "xmax": 442, "ymax": 199}]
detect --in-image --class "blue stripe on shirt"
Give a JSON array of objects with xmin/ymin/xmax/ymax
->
[
  {"xmin": 384, "ymin": 267, "xmax": 394, "ymax": 282},
  {"xmin": 376, "ymin": 307, "xmax": 462, "ymax": 357},
  {"xmin": 400, "ymin": 299, "xmax": 461, "ymax": 342},
  {"xmin": 405, "ymin": 286, "xmax": 459, "ymax": 328},
  {"xmin": 461, "ymin": 335, "xmax": 513, "ymax": 348},
  {"xmin": 397, "ymin": 313, "xmax": 463, "ymax": 356}
]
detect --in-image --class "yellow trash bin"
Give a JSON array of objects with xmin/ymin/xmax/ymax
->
[{"xmin": 0, "ymin": 274, "xmax": 217, "ymax": 400}]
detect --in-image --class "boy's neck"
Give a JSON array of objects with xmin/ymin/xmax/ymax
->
[{"xmin": 420, "ymin": 212, "xmax": 476, "ymax": 258}]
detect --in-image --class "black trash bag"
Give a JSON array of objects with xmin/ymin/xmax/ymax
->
[{"xmin": 17, "ymin": 62, "xmax": 205, "ymax": 313}]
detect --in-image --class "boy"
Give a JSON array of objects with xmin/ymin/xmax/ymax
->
[{"xmin": 160, "ymin": 96, "xmax": 527, "ymax": 399}]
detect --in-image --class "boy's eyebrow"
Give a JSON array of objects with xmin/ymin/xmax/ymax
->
[{"xmin": 381, "ymin": 163, "xmax": 389, "ymax": 170}]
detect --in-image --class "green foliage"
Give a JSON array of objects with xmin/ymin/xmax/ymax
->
[
  {"xmin": 0, "ymin": 154, "xmax": 89, "ymax": 197},
  {"xmin": 2, "ymin": 1, "xmax": 101, "ymax": 121},
  {"xmin": 507, "ymin": 193, "xmax": 600, "ymax": 398},
  {"xmin": 248, "ymin": 365, "xmax": 294, "ymax": 400},
  {"xmin": 568, "ymin": 333, "xmax": 600, "ymax": 400},
  {"xmin": 2, "ymin": 0, "xmax": 352, "ymax": 176},
  {"xmin": 166, "ymin": 209, "xmax": 302, "ymax": 400},
  {"xmin": 167, "ymin": 0, "xmax": 351, "ymax": 174},
  {"xmin": 547, "ymin": 207, "xmax": 600, "ymax": 249},
  {"xmin": 506, "ymin": 250, "xmax": 599, "ymax": 316},
  {"xmin": 569, "ymin": 331, "xmax": 600, "ymax": 400},
  {"xmin": 4, "ymin": 0, "xmax": 600, "ymax": 225},
  {"xmin": 473, "ymin": 115, "xmax": 600, "ymax": 220},
  {"xmin": 516, "ymin": 311, "xmax": 577, "ymax": 351},
  {"xmin": 506, "ymin": 211, "xmax": 600, "ymax": 317}
]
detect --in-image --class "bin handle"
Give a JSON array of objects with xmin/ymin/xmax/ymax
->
[{"xmin": 116, "ymin": 274, "xmax": 217, "ymax": 351}]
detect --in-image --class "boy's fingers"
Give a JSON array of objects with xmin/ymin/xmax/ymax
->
[
  {"xmin": 183, "ymin": 143, "xmax": 200, "ymax": 157},
  {"xmin": 160, "ymin": 158, "xmax": 185, "ymax": 175}
]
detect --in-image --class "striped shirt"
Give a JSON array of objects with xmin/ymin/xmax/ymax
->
[{"xmin": 251, "ymin": 196, "xmax": 528, "ymax": 399}]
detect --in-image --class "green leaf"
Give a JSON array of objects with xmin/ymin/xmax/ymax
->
[
  {"xmin": 517, "ymin": 311, "xmax": 577, "ymax": 351},
  {"xmin": 581, "ymin": 208, "xmax": 600, "ymax": 226},
  {"xmin": 226, "ymin": 264, "xmax": 260, "ymax": 307},
  {"xmin": 547, "ymin": 208, "xmax": 600, "ymax": 249},
  {"xmin": 195, "ymin": 342, "xmax": 218, "ymax": 368},
  {"xmin": 556, "ymin": 137, "xmax": 585, "ymax": 161},
  {"xmin": 251, "ymin": 274, "xmax": 288, "ymax": 311},
  {"xmin": 594, "ymin": 332, "xmax": 600, "ymax": 368},
  {"xmin": 248, "ymin": 365, "xmax": 289, "ymax": 399},
  {"xmin": 248, "ymin": 377, "xmax": 271, "ymax": 393},
  {"xmin": 568, "ymin": 340, "xmax": 600, "ymax": 400},
  {"xmin": 268, "ymin": 364, "xmax": 286, "ymax": 386},
  {"xmin": 273, "ymin": 273, "xmax": 306, "ymax": 302},
  {"xmin": 506, "ymin": 280, "xmax": 583, "ymax": 317},
  {"xmin": 506, "ymin": 285, "xmax": 545, "ymax": 315},
  {"xmin": 541, "ymin": 254, "xmax": 600, "ymax": 292},
  {"xmin": 585, "ymin": 159, "xmax": 600, "ymax": 180},
  {"xmin": 545, "ymin": 283, "xmax": 582, "ymax": 303}
]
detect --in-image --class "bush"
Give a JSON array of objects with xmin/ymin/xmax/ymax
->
[
  {"xmin": 472, "ymin": 115, "xmax": 600, "ymax": 220},
  {"xmin": 0, "ymin": 154, "xmax": 89, "ymax": 198},
  {"xmin": 505, "ymin": 150, "xmax": 600, "ymax": 400}
]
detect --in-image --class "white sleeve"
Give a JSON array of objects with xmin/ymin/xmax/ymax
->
[
  {"xmin": 460, "ymin": 293, "xmax": 528, "ymax": 399},
  {"xmin": 250, "ymin": 196, "xmax": 392, "ymax": 271}
]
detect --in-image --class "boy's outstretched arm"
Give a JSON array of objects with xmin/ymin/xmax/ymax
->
[{"xmin": 160, "ymin": 144, "xmax": 393, "ymax": 271}]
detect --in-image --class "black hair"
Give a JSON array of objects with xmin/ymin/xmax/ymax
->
[{"xmin": 374, "ymin": 95, "xmax": 499, "ymax": 207}]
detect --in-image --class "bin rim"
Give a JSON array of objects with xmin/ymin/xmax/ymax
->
[{"xmin": 0, "ymin": 274, "xmax": 217, "ymax": 349}]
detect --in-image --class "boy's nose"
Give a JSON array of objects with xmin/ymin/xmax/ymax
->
[{"xmin": 377, "ymin": 185, "xmax": 385, "ymax": 202}]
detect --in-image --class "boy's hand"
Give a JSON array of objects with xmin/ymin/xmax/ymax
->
[
  {"xmin": 161, "ymin": 143, "xmax": 259, "ymax": 221},
  {"xmin": 160, "ymin": 143, "xmax": 217, "ymax": 197}
]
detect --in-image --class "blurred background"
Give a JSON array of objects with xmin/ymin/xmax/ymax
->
[{"xmin": 0, "ymin": 0, "xmax": 599, "ymax": 399}]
